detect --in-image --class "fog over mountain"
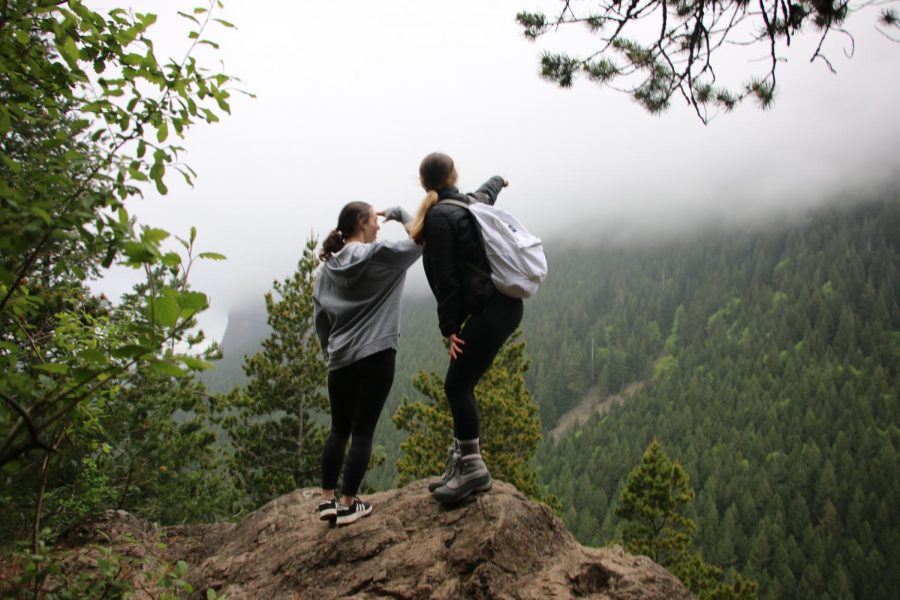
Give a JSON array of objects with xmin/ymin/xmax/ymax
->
[{"xmin": 91, "ymin": 0, "xmax": 900, "ymax": 342}]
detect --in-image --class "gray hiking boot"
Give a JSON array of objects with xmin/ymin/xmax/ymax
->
[
  {"xmin": 432, "ymin": 454, "xmax": 492, "ymax": 504},
  {"xmin": 428, "ymin": 444, "xmax": 461, "ymax": 493}
]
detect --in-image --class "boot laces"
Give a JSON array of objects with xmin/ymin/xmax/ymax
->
[{"xmin": 442, "ymin": 446, "xmax": 460, "ymax": 478}]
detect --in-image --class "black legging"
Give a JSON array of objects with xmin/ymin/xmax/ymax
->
[
  {"xmin": 444, "ymin": 292, "xmax": 524, "ymax": 441},
  {"xmin": 321, "ymin": 349, "xmax": 395, "ymax": 497}
]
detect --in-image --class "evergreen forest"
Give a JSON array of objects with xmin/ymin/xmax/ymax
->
[
  {"xmin": 530, "ymin": 200, "xmax": 900, "ymax": 600},
  {"xmin": 210, "ymin": 197, "xmax": 899, "ymax": 599}
]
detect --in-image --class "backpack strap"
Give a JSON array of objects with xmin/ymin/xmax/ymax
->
[{"xmin": 439, "ymin": 199, "xmax": 470, "ymax": 210}]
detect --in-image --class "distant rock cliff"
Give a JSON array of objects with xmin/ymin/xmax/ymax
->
[
  {"xmin": 200, "ymin": 301, "xmax": 268, "ymax": 392},
  {"xmin": 60, "ymin": 480, "xmax": 692, "ymax": 599}
]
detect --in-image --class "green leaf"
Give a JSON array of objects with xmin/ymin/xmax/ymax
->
[
  {"xmin": 79, "ymin": 349, "xmax": 108, "ymax": 365},
  {"xmin": 58, "ymin": 36, "xmax": 81, "ymax": 68},
  {"xmin": 146, "ymin": 360, "xmax": 185, "ymax": 377},
  {"xmin": 1, "ymin": 154, "xmax": 22, "ymax": 173},
  {"xmin": 71, "ymin": 119, "xmax": 90, "ymax": 132},
  {"xmin": 215, "ymin": 95, "xmax": 231, "ymax": 113},
  {"xmin": 181, "ymin": 356, "xmax": 215, "ymax": 371},
  {"xmin": 123, "ymin": 241, "xmax": 156, "ymax": 264},
  {"xmin": 0, "ymin": 106, "xmax": 11, "ymax": 134},
  {"xmin": 161, "ymin": 252, "xmax": 182, "ymax": 268},
  {"xmin": 30, "ymin": 206, "xmax": 52, "ymax": 225},
  {"xmin": 152, "ymin": 294, "xmax": 180, "ymax": 328},
  {"xmin": 198, "ymin": 252, "xmax": 226, "ymax": 261},
  {"xmin": 141, "ymin": 227, "xmax": 170, "ymax": 245},
  {"xmin": 111, "ymin": 344, "xmax": 152, "ymax": 359},
  {"xmin": 177, "ymin": 11, "xmax": 201, "ymax": 25},
  {"xmin": 178, "ymin": 290, "xmax": 208, "ymax": 311},
  {"xmin": 157, "ymin": 121, "xmax": 168, "ymax": 142}
]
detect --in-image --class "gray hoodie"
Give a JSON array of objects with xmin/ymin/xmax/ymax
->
[{"xmin": 313, "ymin": 209, "xmax": 422, "ymax": 370}]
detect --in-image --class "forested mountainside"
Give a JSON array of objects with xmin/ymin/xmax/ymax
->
[
  {"xmin": 535, "ymin": 199, "xmax": 900, "ymax": 600},
  {"xmin": 208, "ymin": 198, "xmax": 899, "ymax": 600}
]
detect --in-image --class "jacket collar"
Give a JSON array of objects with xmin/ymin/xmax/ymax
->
[{"xmin": 437, "ymin": 187, "xmax": 466, "ymax": 201}]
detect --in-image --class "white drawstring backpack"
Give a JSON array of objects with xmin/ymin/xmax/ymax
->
[{"xmin": 442, "ymin": 199, "xmax": 548, "ymax": 299}]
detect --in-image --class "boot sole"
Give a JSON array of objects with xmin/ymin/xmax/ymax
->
[{"xmin": 433, "ymin": 475, "xmax": 492, "ymax": 504}]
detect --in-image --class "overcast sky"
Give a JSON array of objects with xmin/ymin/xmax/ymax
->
[{"xmin": 92, "ymin": 0, "xmax": 900, "ymax": 341}]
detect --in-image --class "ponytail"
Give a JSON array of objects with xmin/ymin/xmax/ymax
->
[
  {"xmin": 409, "ymin": 190, "xmax": 439, "ymax": 244},
  {"xmin": 411, "ymin": 152, "xmax": 458, "ymax": 244},
  {"xmin": 320, "ymin": 229, "xmax": 345, "ymax": 261}
]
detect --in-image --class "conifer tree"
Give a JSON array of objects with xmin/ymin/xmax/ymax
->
[
  {"xmin": 224, "ymin": 238, "xmax": 328, "ymax": 509},
  {"xmin": 616, "ymin": 439, "xmax": 758, "ymax": 600},
  {"xmin": 393, "ymin": 331, "xmax": 551, "ymax": 504},
  {"xmin": 616, "ymin": 439, "xmax": 696, "ymax": 564}
]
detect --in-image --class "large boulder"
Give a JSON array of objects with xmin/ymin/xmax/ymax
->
[{"xmin": 161, "ymin": 480, "xmax": 692, "ymax": 599}]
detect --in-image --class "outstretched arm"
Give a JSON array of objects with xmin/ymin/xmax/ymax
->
[{"xmin": 470, "ymin": 175, "xmax": 508, "ymax": 206}]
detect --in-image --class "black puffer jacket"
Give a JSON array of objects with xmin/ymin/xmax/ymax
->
[{"xmin": 422, "ymin": 176, "xmax": 506, "ymax": 336}]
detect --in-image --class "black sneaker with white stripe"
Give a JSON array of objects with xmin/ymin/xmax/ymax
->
[
  {"xmin": 335, "ymin": 498, "xmax": 372, "ymax": 526},
  {"xmin": 317, "ymin": 499, "xmax": 337, "ymax": 522}
]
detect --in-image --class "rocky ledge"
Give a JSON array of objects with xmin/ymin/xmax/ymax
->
[{"xmin": 59, "ymin": 480, "xmax": 692, "ymax": 599}]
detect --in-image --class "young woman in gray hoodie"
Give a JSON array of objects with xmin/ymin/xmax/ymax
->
[{"xmin": 313, "ymin": 202, "xmax": 421, "ymax": 525}]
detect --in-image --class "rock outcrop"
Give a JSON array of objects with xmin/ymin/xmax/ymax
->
[{"xmin": 59, "ymin": 480, "xmax": 693, "ymax": 599}]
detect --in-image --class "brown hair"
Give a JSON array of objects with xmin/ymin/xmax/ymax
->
[
  {"xmin": 409, "ymin": 152, "xmax": 458, "ymax": 244},
  {"xmin": 320, "ymin": 201, "xmax": 373, "ymax": 260}
]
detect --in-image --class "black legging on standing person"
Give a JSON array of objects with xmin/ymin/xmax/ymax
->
[
  {"xmin": 321, "ymin": 349, "xmax": 395, "ymax": 496},
  {"xmin": 444, "ymin": 292, "xmax": 523, "ymax": 440}
]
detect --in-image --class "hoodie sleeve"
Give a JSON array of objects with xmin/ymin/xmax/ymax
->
[
  {"xmin": 371, "ymin": 238, "xmax": 422, "ymax": 272},
  {"xmin": 312, "ymin": 294, "xmax": 332, "ymax": 359},
  {"xmin": 469, "ymin": 176, "xmax": 505, "ymax": 206}
]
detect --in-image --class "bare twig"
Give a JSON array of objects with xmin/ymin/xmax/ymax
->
[
  {"xmin": 811, "ymin": 28, "xmax": 837, "ymax": 72},
  {"xmin": 32, "ymin": 421, "xmax": 70, "ymax": 554},
  {"xmin": 759, "ymin": 0, "xmax": 778, "ymax": 85}
]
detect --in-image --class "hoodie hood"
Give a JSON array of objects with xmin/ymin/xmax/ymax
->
[{"xmin": 322, "ymin": 242, "xmax": 376, "ymax": 288}]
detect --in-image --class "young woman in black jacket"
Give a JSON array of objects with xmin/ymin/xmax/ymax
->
[{"xmin": 409, "ymin": 152, "xmax": 523, "ymax": 504}]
